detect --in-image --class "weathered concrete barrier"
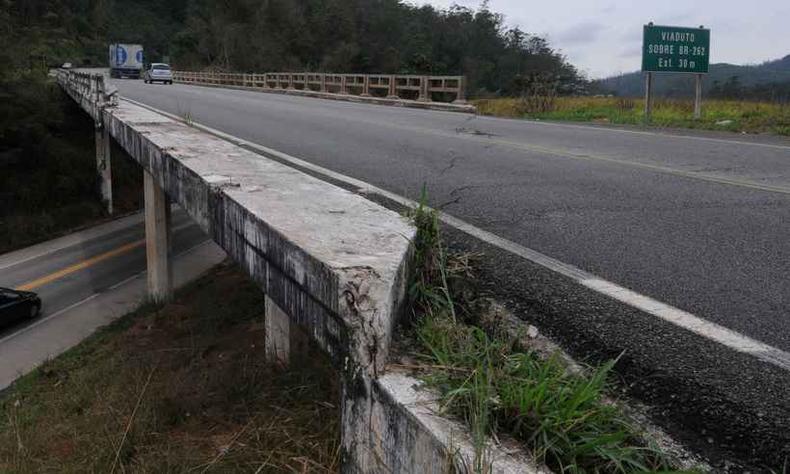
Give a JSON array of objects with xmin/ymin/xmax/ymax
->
[
  {"xmin": 56, "ymin": 70, "xmax": 539, "ymax": 473},
  {"xmin": 171, "ymin": 70, "xmax": 476, "ymax": 113}
]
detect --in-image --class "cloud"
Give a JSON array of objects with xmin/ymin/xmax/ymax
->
[
  {"xmin": 554, "ymin": 21, "xmax": 606, "ymax": 45},
  {"xmin": 619, "ymin": 45, "xmax": 642, "ymax": 58}
]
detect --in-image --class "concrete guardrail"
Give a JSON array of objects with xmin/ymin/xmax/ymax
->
[
  {"xmin": 55, "ymin": 70, "xmax": 538, "ymax": 473},
  {"xmin": 171, "ymin": 70, "xmax": 475, "ymax": 113}
]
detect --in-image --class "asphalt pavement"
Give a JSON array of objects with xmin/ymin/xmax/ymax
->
[
  {"xmin": 0, "ymin": 209, "xmax": 223, "ymax": 390},
  {"xmin": 103, "ymin": 78, "xmax": 790, "ymax": 468}
]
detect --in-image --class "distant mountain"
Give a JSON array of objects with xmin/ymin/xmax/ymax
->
[{"xmin": 594, "ymin": 55, "xmax": 790, "ymax": 100}]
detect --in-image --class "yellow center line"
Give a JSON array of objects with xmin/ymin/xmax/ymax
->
[{"xmin": 15, "ymin": 239, "xmax": 145, "ymax": 292}]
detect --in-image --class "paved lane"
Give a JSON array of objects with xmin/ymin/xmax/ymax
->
[
  {"xmin": 114, "ymin": 79, "xmax": 790, "ymax": 351},
  {"xmin": 0, "ymin": 209, "xmax": 212, "ymax": 344},
  {"xmin": 111, "ymin": 79, "xmax": 790, "ymax": 468}
]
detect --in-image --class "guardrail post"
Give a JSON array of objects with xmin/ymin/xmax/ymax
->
[
  {"xmin": 418, "ymin": 75, "xmax": 430, "ymax": 102},
  {"xmin": 288, "ymin": 73, "xmax": 295, "ymax": 90},
  {"xmin": 387, "ymin": 75, "xmax": 398, "ymax": 99},
  {"xmin": 453, "ymin": 76, "xmax": 467, "ymax": 104},
  {"xmin": 144, "ymin": 171, "xmax": 172, "ymax": 303},
  {"xmin": 320, "ymin": 73, "xmax": 327, "ymax": 93},
  {"xmin": 361, "ymin": 75, "xmax": 371, "ymax": 97},
  {"xmin": 340, "ymin": 75, "xmax": 348, "ymax": 95}
]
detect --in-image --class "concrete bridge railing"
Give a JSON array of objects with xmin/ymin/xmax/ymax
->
[
  {"xmin": 172, "ymin": 70, "xmax": 467, "ymax": 104},
  {"xmin": 56, "ymin": 70, "xmax": 537, "ymax": 473}
]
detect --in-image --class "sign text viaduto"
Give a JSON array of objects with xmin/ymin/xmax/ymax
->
[{"xmin": 642, "ymin": 24, "xmax": 710, "ymax": 74}]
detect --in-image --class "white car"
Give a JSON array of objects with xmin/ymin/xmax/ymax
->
[{"xmin": 144, "ymin": 63, "xmax": 173, "ymax": 84}]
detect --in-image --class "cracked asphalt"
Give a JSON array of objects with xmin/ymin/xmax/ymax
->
[{"xmin": 113, "ymin": 79, "xmax": 790, "ymax": 469}]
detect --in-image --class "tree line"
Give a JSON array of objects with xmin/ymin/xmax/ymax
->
[
  {"xmin": 708, "ymin": 76, "xmax": 790, "ymax": 104},
  {"xmin": 2, "ymin": 0, "xmax": 584, "ymax": 96}
]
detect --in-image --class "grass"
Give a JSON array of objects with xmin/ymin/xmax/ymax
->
[
  {"xmin": 474, "ymin": 96, "xmax": 790, "ymax": 136},
  {"xmin": 0, "ymin": 263, "xmax": 340, "ymax": 473},
  {"xmin": 406, "ymin": 197, "xmax": 682, "ymax": 473}
]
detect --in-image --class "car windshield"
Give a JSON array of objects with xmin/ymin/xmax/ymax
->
[
  {"xmin": 0, "ymin": 290, "xmax": 19, "ymax": 301},
  {"xmin": 152, "ymin": 65, "xmax": 170, "ymax": 70}
]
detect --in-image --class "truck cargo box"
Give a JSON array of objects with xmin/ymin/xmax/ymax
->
[{"xmin": 109, "ymin": 44, "xmax": 143, "ymax": 78}]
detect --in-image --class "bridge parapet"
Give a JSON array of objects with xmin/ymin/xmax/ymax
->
[
  {"xmin": 172, "ymin": 70, "xmax": 468, "ymax": 106},
  {"xmin": 55, "ymin": 70, "xmax": 537, "ymax": 473}
]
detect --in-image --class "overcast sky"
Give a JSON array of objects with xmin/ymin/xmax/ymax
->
[{"xmin": 418, "ymin": 0, "xmax": 790, "ymax": 78}]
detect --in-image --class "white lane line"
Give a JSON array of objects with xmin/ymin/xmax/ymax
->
[
  {"xmin": 0, "ymin": 239, "xmax": 212, "ymax": 347},
  {"xmin": 0, "ymin": 212, "xmax": 143, "ymax": 271},
  {"xmin": 0, "ymin": 206, "xmax": 190, "ymax": 272},
  {"xmin": 122, "ymin": 96, "xmax": 790, "ymax": 372}
]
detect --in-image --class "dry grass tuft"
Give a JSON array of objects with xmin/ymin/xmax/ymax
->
[
  {"xmin": 474, "ymin": 96, "xmax": 790, "ymax": 136},
  {"xmin": 0, "ymin": 263, "xmax": 340, "ymax": 473}
]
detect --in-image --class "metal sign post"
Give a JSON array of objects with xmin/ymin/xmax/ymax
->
[
  {"xmin": 644, "ymin": 72, "xmax": 653, "ymax": 122},
  {"xmin": 642, "ymin": 23, "xmax": 710, "ymax": 122}
]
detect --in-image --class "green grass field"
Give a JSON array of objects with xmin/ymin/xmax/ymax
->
[{"xmin": 474, "ymin": 96, "xmax": 790, "ymax": 136}]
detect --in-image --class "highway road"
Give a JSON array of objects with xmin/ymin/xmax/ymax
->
[
  {"xmin": 0, "ymin": 209, "xmax": 222, "ymax": 390},
  {"xmin": 107, "ymin": 79, "xmax": 789, "ymax": 468}
]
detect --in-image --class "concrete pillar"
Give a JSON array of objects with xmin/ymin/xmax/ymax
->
[
  {"xmin": 265, "ymin": 295, "xmax": 291, "ymax": 365},
  {"xmin": 94, "ymin": 122, "xmax": 113, "ymax": 214},
  {"xmin": 144, "ymin": 171, "xmax": 172, "ymax": 303}
]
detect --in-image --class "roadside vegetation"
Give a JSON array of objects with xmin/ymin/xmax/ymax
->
[
  {"xmin": 475, "ymin": 96, "xmax": 790, "ymax": 136},
  {"xmin": 0, "ymin": 69, "xmax": 143, "ymax": 254},
  {"xmin": 6, "ymin": 1, "xmax": 582, "ymax": 97},
  {"xmin": 406, "ymin": 196, "xmax": 686, "ymax": 473},
  {"xmin": 0, "ymin": 263, "xmax": 340, "ymax": 473}
]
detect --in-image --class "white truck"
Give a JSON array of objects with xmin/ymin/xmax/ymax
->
[{"xmin": 108, "ymin": 43, "xmax": 144, "ymax": 79}]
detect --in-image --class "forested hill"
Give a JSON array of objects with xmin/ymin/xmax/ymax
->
[
  {"xmin": 2, "ymin": 0, "xmax": 583, "ymax": 96},
  {"xmin": 594, "ymin": 55, "xmax": 790, "ymax": 102}
]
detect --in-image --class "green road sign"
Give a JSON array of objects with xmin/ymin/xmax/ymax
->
[{"xmin": 642, "ymin": 24, "xmax": 710, "ymax": 74}]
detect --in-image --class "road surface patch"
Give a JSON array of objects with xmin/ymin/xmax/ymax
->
[{"xmin": 122, "ymin": 96, "xmax": 790, "ymax": 373}]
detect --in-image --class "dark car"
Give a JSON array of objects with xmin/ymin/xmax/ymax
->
[{"xmin": 0, "ymin": 288, "xmax": 42, "ymax": 326}]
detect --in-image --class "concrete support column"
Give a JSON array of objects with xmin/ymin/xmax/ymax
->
[
  {"xmin": 265, "ymin": 295, "xmax": 291, "ymax": 365},
  {"xmin": 144, "ymin": 171, "xmax": 172, "ymax": 303},
  {"xmin": 94, "ymin": 122, "xmax": 113, "ymax": 214}
]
